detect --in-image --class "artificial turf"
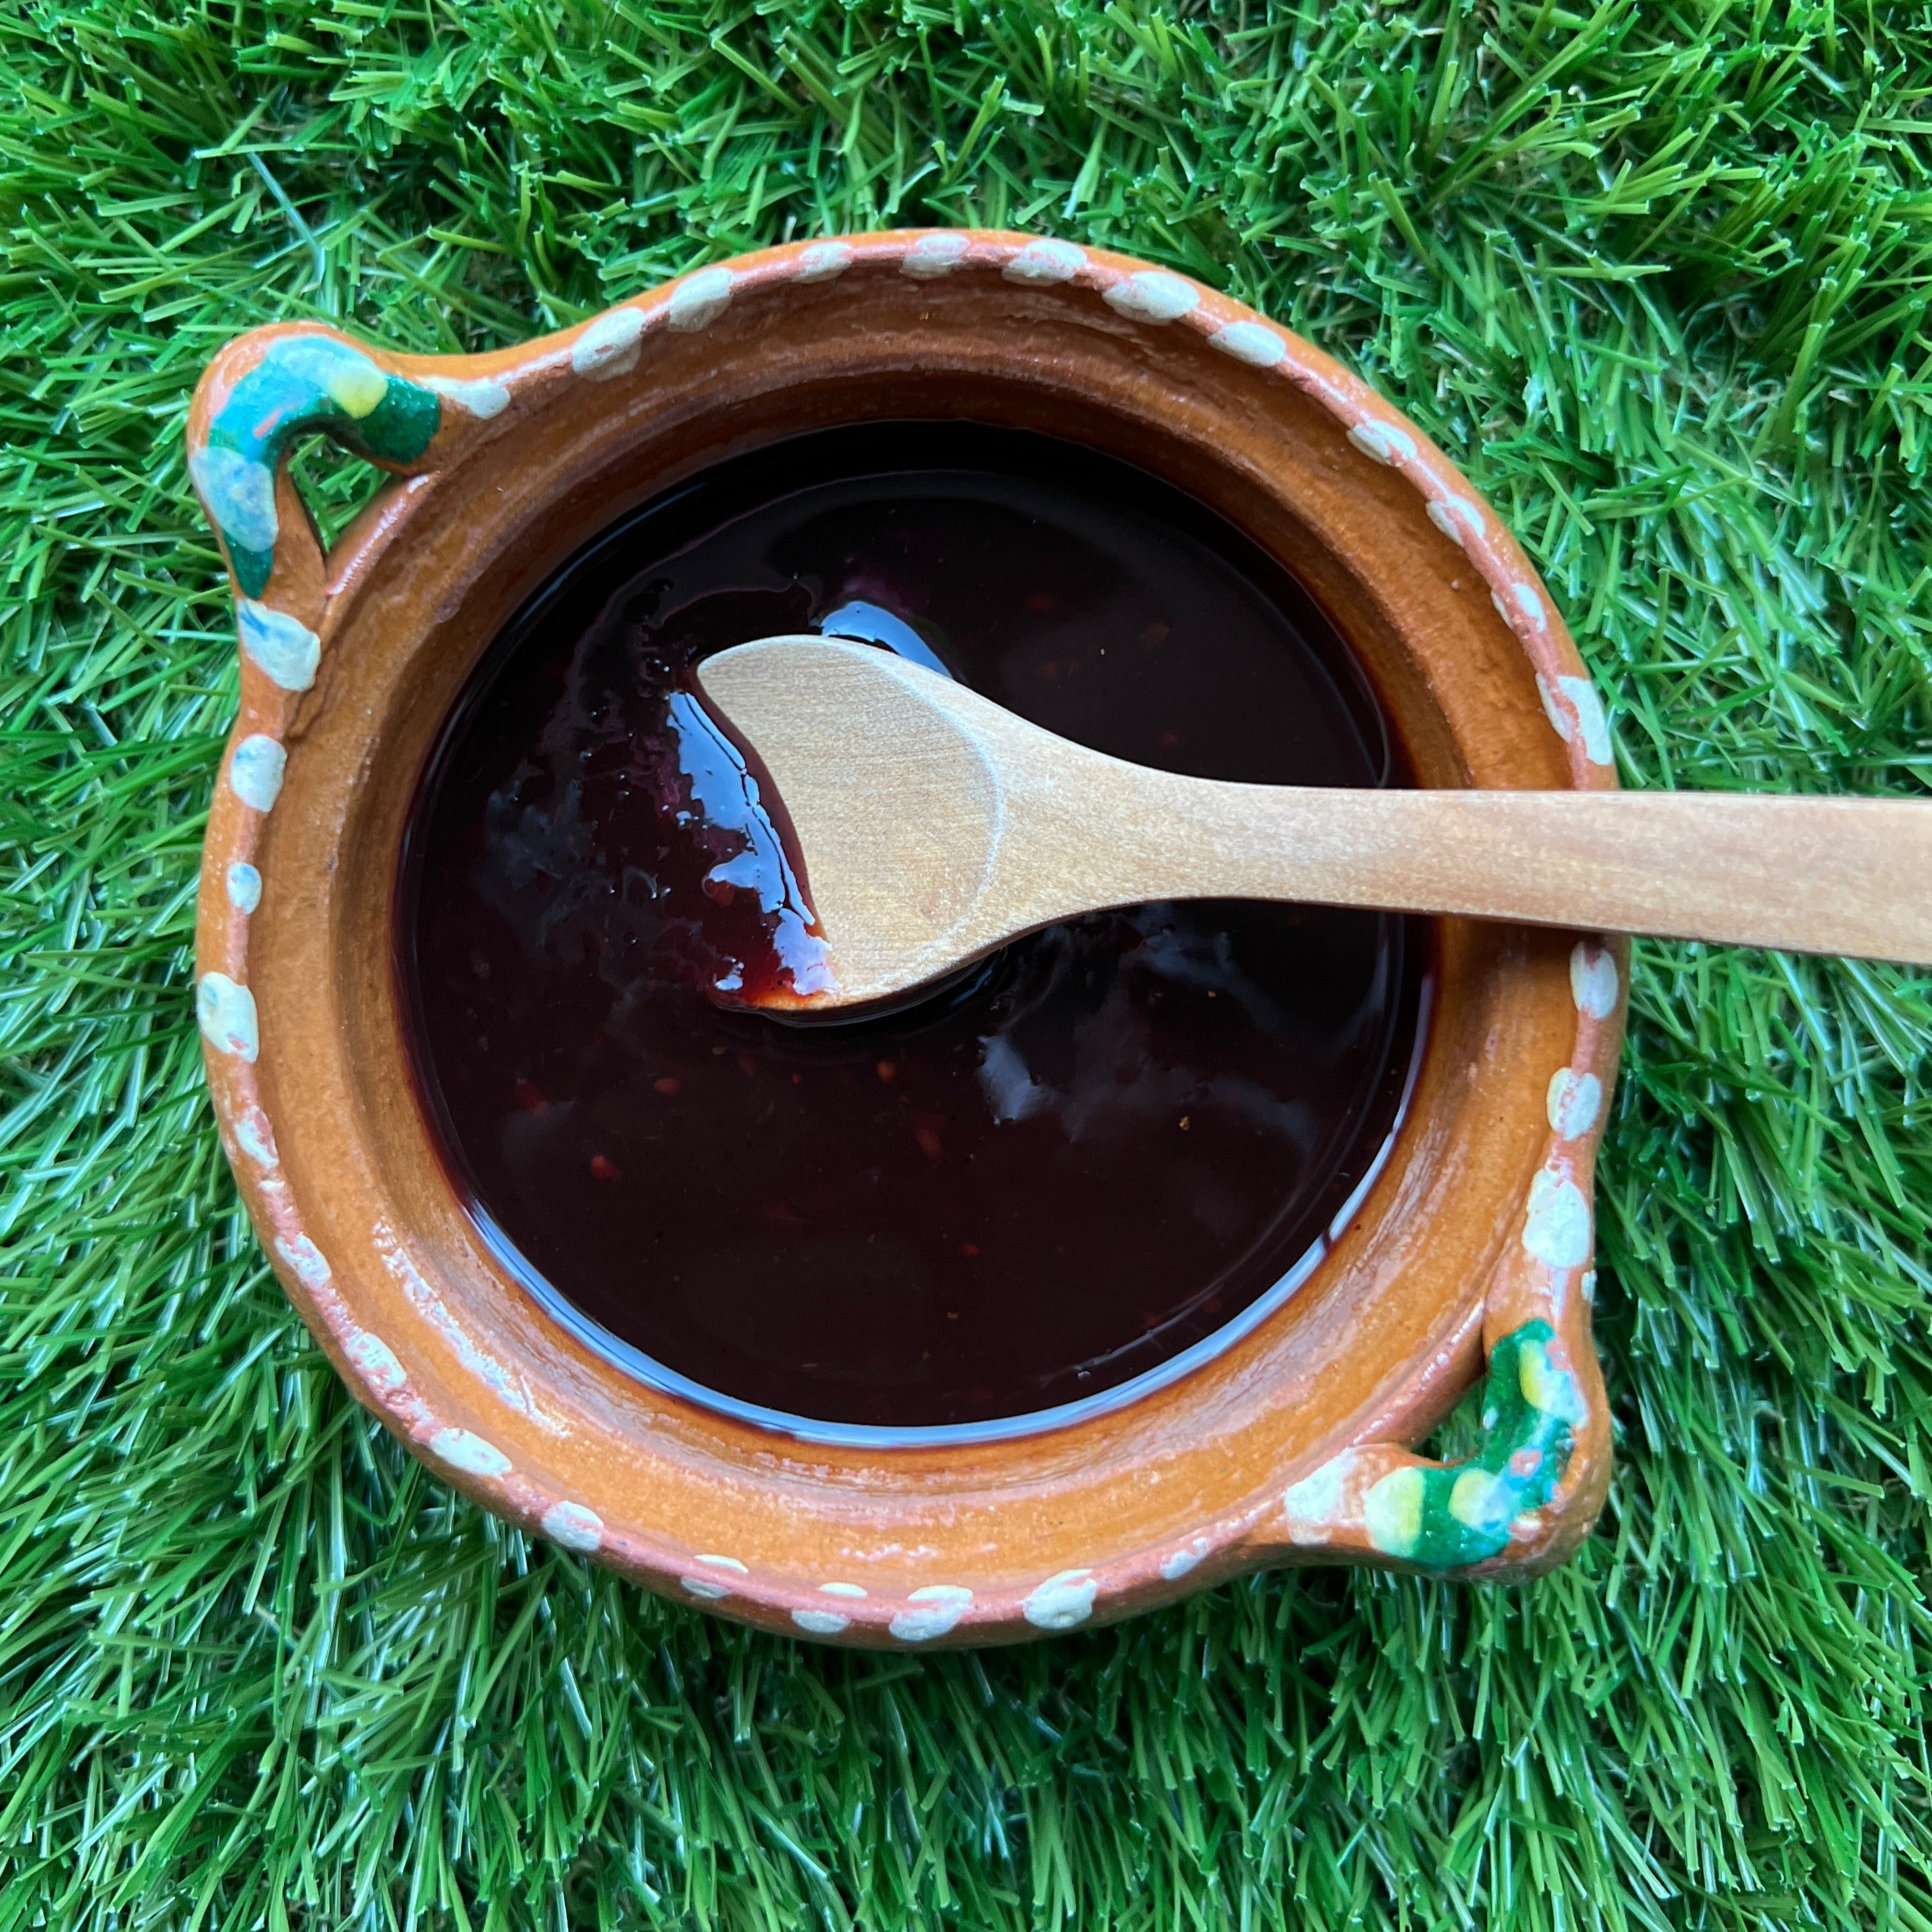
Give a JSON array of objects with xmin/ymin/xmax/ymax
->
[{"xmin": 3, "ymin": 1, "xmax": 1931, "ymax": 1926}]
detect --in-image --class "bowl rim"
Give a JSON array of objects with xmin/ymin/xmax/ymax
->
[{"xmin": 188, "ymin": 228, "xmax": 1627, "ymax": 1645}]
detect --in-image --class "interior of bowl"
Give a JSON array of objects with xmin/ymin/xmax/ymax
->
[{"xmin": 233, "ymin": 242, "xmax": 1592, "ymax": 1633}]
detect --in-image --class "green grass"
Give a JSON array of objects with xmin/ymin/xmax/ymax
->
[{"xmin": 3, "ymin": 1, "xmax": 1932, "ymax": 1925}]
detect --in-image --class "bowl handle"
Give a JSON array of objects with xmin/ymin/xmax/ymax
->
[
  {"xmin": 1265, "ymin": 1308, "xmax": 1612, "ymax": 1581},
  {"xmin": 186, "ymin": 323, "xmax": 504, "ymax": 639},
  {"xmin": 1238, "ymin": 1055, "xmax": 1619, "ymax": 1583}
]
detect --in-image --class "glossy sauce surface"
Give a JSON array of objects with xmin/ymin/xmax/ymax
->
[{"xmin": 399, "ymin": 425, "xmax": 1426, "ymax": 1436}]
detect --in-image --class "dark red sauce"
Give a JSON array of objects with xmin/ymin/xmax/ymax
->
[{"xmin": 398, "ymin": 425, "xmax": 1427, "ymax": 1438}]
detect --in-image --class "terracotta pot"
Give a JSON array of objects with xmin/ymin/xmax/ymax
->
[{"xmin": 188, "ymin": 230, "xmax": 1625, "ymax": 1646}]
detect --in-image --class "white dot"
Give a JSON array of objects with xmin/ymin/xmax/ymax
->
[
  {"xmin": 345, "ymin": 1330, "xmax": 406, "ymax": 1393},
  {"xmin": 1426, "ymin": 496, "xmax": 1484, "ymax": 549},
  {"xmin": 1522, "ymin": 1166, "xmax": 1592, "ymax": 1270},
  {"xmin": 794, "ymin": 241, "xmax": 854, "ymax": 282},
  {"xmin": 1546, "ymin": 1067, "xmax": 1603, "ymax": 1139},
  {"xmin": 1102, "ymin": 271, "xmax": 1199, "ymax": 323},
  {"xmin": 1158, "ymin": 1539, "xmax": 1210, "ymax": 1581},
  {"xmin": 237, "ymin": 600, "xmax": 321, "ymax": 692},
  {"xmin": 1208, "ymin": 320, "xmax": 1287, "ymax": 367},
  {"xmin": 429, "ymin": 1428, "xmax": 511, "ymax": 1478},
  {"xmin": 819, "ymin": 1581, "xmax": 867, "ymax": 1598},
  {"xmin": 273, "ymin": 1232, "xmax": 332, "ymax": 1290},
  {"xmin": 196, "ymin": 973, "xmax": 258, "ymax": 1061},
  {"xmin": 190, "ymin": 443, "xmax": 277, "ymax": 558},
  {"xmin": 791, "ymin": 1607, "xmax": 852, "ymax": 1636},
  {"xmin": 1282, "ymin": 1450, "xmax": 1361, "ymax": 1546},
  {"xmin": 900, "ymin": 232, "xmax": 970, "ymax": 279},
  {"xmin": 1002, "ymin": 237, "xmax": 1086, "ymax": 285},
  {"xmin": 889, "ymin": 1584, "xmax": 972, "ymax": 1642},
  {"xmin": 1569, "ymin": 942, "xmax": 1619, "ymax": 1019},
  {"xmin": 233, "ymin": 1106, "xmax": 278, "ymax": 1166},
  {"xmin": 1347, "ymin": 419, "xmax": 1416, "ymax": 466},
  {"xmin": 668, "ymin": 266, "xmax": 734, "ymax": 331},
  {"xmin": 228, "ymin": 735, "xmax": 286, "ymax": 814},
  {"xmin": 421, "ymin": 373, "xmax": 510, "ymax": 418},
  {"xmin": 1023, "ymin": 1569, "xmax": 1098, "ymax": 1630},
  {"xmin": 1494, "ymin": 580, "xmax": 1550, "ymax": 636},
  {"xmin": 1536, "ymin": 672, "xmax": 1613, "ymax": 765},
  {"xmin": 542, "ymin": 1501, "xmax": 604, "ymax": 1554},
  {"xmin": 225, "ymin": 861, "xmax": 262, "ymax": 914},
  {"xmin": 570, "ymin": 307, "xmax": 643, "ymax": 379}
]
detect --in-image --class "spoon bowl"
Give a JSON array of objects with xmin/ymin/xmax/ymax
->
[{"xmin": 699, "ymin": 633, "xmax": 1932, "ymax": 1010}]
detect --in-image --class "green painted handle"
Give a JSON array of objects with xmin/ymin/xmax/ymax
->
[{"xmin": 188, "ymin": 325, "xmax": 450, "ymax": 605}]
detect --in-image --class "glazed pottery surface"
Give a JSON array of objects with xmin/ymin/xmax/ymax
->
[{"xmin": 189, "ymin": 230, "xmax": 1626, "ymax": 1645}]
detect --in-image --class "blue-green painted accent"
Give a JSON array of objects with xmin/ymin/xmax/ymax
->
[
  {"xmin": 194, "ymin": 335, "xmax": 439, "ymax": 598},
  {"xmin": 1361, "ymin": 1320, "xmax": 1585, "ymax": 1569}
]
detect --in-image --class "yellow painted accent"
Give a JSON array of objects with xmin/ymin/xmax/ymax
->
[
  {"xmin": 326, "ymin": 363, "xmax": 389, "ymax": 418},
  {"xmin": 1362, "ymin": 1466, "xmax": 1424, "ymax": 1556},
  {"xmin": 1519, "ymin": 1338, "xmax": 1588, "ymax": 1423},
  {"xmin": 1448, "ymin": 1468, "xmax": 1510, "ymax": 1532}
]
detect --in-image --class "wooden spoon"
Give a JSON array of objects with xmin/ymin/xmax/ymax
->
[{"xmin": 696, "ymin": 635, "xmax": 1932, "ymax": 1010}]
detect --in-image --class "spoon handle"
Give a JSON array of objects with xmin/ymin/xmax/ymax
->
[{"xmin": 1118, "ymin": 785, "xmax": 1932, "ymax": 966}]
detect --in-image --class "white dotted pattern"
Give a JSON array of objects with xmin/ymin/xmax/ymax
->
[
  {"xmin": 1494, "ymin": 582, "xmax": 1550, "ymax": 635},
  {"xmin": 791, "ymin": 1583, "xmax": 865, "ymax": 1637}
]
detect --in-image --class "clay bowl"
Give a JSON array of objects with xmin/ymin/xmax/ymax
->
[{"xmin": 188, "ymin": 230, "xmax": 1626, "ymax": 1646}]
